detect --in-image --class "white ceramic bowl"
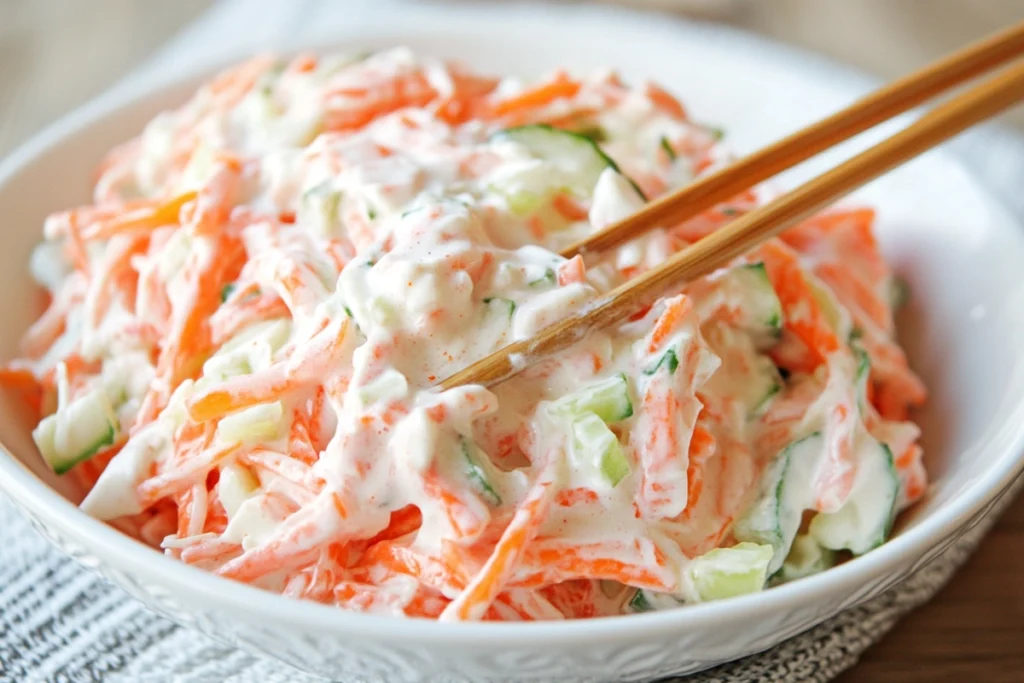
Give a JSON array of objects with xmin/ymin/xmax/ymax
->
[{"xmin": 3, "ymin": 4, "xmax": 1024, "ymax": 682}]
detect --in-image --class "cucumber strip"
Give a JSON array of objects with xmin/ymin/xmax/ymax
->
[
  {"xmin": 367, "ymin": 297, "xmax": 398, "ymax": 326},
  {"xmin": 701, "ymin": 323, "xmax": 781, "ymax": 417},
  {"xmin": 572, "ymin": 125, "xmax": 607, "ymax": 143},
  {"xmin": 687, "ymin": 542, "xmax": 774, "ymax": 601},
  {"xmin": 852, "ymin": 343, "xmax": 871, "ymax": 413},
  {"xmin": 721, "ymin": 263, "xmax": 783, "ymax": 348},
  {"xmin": 734, "ymin": 433, "xmax": 823, "ymax": 573},
  {"xmin": 505, "ymin": 190, "xmax": 546, "ymax": 216},
  {"xmin": 217, "ymin": 401, "xmax": 284, "ymax": 445},
  {"xmin": 643, "ymin": 349, "xmax": 679, "ymax": 376},
  {"xmin": 358, "ymin": 369, "xmax": 409, "ymax": 406},
  {"xmin": 571, "ymin": 412, "xmax": 630, "ymax": 486},
  {"xmin": 483, "ymin": 297, "xmax": 517, "ymax": 319},
  {"xmin": 494, "ymin": 124, "xmax": 646, "ymax": 200},
  {"xmin": 628, "ymin": 589, "xmax": 681, "ymax": 613},
  {"xmin": 732, "ymin": 353, "xmax": 783, "ymax": 417},
  {"xmin": 302, "ymin": 182, "xmax": 343, "ymax": 235},
  {"xmin": 749, "ymin": 369, "xmax": 783, "ymax": 416},
  {"xmin": 659, "ymin": 136, "xmax": 677, "ymax": 161},
  {"xmin": 34, "ymin": 388, "xmax": 119, "ymax": 474},
  {"xmin": 551, "ymin": 374, "xmax": 633, "ymax": 424},
  {"xmin": 628, "ymin": 589, "xmax": 654, "ymax": 613},
  {"xmin": 528, "ymin": 267, "xmax": 556, "ymax": 288},
  {"xmin": 809, "ymin": 438, "xmax": 899, "ymax": 555},
  {"xmin": 889, "ymin": 276, "xmax": 910, "ymax": 310},
  {"xmin": 772, "ymin": 533, "xmax": 836, "ymax": 584},
  {"xmin": 462, "ymin": 437, "xmax": 502, "ymax": 506},
  {"xmin": 807, "ymin": 274, "xmax": 852, "ymax": 341},
  {"xmin": 218, "ymin": 463, "xmax": 260, "ymax": 519}
]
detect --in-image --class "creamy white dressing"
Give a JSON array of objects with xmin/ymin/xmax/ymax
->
[{"xmin": 17, "ymin": 49, "xmax": 925, "ymax": 619}]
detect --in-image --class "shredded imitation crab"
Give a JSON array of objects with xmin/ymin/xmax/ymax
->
[{"xmin": 2, "ymin": 49, "xmax": 927, "ymax": 620}]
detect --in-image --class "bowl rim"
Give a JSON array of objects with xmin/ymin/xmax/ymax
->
[{"xmin": 2, "ymin": 0, "xmax": 1024, "ymax": 647}]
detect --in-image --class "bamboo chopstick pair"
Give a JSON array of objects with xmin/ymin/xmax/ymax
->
[{"xmin": 439, "ymin": 22, "xmax": 1024, "ymax": 391}]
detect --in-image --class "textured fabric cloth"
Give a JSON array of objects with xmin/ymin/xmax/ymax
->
[{"xmin": 3, "ymin": 2, "xmax": 1024, "ymax": 681}]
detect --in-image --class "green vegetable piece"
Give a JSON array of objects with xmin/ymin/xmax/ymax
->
[
  {"xmin": 571, "ymin": 412, "xmax": 630, "ymax": 486},
  {"xmin": 890, "ymin": 276, "xmax": 910, "ymax": 310},
  {"xmin": 734, "ymin": 433, "xmax": 823, "ymax": 574},
  {"xmin": 773, "ymin": 534, "xmax": 836, "ymax": 585},
  {"xmin": 462, "ymin": 438, "xmax": 502, "ymax": 506},
  {"xmin": 573, "ymin": 125, "xmax": 607, "ymax": 143},
  {"xmin": 529, "ymin": 268, "xmax": 556, "ymax": 288},
  {"xmin": 659, "ymin": 136, "xmax": 677, "ymax": 161},
  {"xmin": 483, "ymin": 297, "xmax": 517, "ymax": 318},
  {"xmin": 628, "ymin": 590, "xmax": 654, "ymax": 613},
  {"xmin": 809, "ymin": 440, "xmax": 899, "ymax": 555},
  {"xmin": 687, "ymin": 542, "xmax": 774, "ymax": 601},
  {"xmin": 551, "ymin": 374, "xmax": 633, "ymax": 423},
  {"xmin": 494, "ymin": 124, "xmax": 647, "ymax": 200},
  {"xmin": 644, "ymin": 349, "xmax": 679, "ymax": 376},
  {"xmin": 33, "ymin": 389, "xmax": 120, "ymax": 475}
]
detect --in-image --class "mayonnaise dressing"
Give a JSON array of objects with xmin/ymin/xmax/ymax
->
[{"xmin": 18, "ymin": 49, "xmax": 924, "ymax": 619}]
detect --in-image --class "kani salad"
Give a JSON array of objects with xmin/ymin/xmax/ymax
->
[{"xmin": 3, "ymin": 49, "xmax": 927, "ymax": 620}]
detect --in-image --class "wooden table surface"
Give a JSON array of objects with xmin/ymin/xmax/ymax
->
[{"xmin": 2, "ymin": 1, "xmax": 1023, "ymax": 681}]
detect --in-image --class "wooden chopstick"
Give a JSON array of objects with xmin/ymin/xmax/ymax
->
[
  {"xmin": 559, "ymin": 20, "xmax": 1024, "ymax": 260},
  {"xmin": 439, "ymin": 57, "xmax": 1024, "ymax": 391}
]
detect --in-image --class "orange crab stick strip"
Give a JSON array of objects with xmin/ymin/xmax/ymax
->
[
  {"xmin": 137, "ymin": 440, "xmax": 242, "ymax": 507},
  {"xmin": 82, "ymin": 192, "xmax": 197, "ymax": 241},
  {"xmin": 188, "ymin": 316, "xmax": 351, "ymax": 422},
  {"xmin": 758, "ymin": 240, "xmax": 841, "ymax": 363},
  {"xmin": 440, "ymin": 457, "xmax": 560, "ymax": 621},
  {"xmin": 188, "ymin": 364, "xmax": 293, "ymax": 423},
  {"xmin": 646, "ymin": 296, "xmax": 694, "ymax": 354},
  {"xmin": 680, "ymin": 421, "xmax": 717, "ymax": 519},
  {"xmin": 157, "ymin": 234, "xmax": 246, "ymax": 386},
  {"xmin": 186, "ymin": 154, "xmax": 243, "ymax": 236},
  {"xmin": 421, "ymin": 468, "xmax": 490, "ymax": 540},
  {"xmin": 209, "ymin": 290, "xmax": 291, "ymax": 347},
  {"xmin": 217, "ymin": 490, "xmax": 351, "ymax": 583},
  {"xmin": 512, "ymin": 540, "xmax": 675, "ymax": 592},
  {"xmin": 352, "ymin": 541, "xmax": 466, "ymax": 594},
  {"xmin": 489, "ymin": 71, "xmax": 580, "ymax": 118}
]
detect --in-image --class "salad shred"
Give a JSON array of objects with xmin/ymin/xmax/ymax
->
[{"xmin": 3, "ymin": 49, "xmax": 927, "ymax": 620}]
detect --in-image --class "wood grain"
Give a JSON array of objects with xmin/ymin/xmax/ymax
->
[
  {"xmin": 837, "ymin": 494, "xmax": 1024, "ymax": 683},
  {"xmin": 2, "ymin": 2, "xmax": 1023, "ymax": 681}
]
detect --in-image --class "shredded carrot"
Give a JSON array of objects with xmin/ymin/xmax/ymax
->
[
  {"xmin": 556, "ymin": 255, "xmax": 586, "ymax": 286},
  {"xmin": 440, "ymin": 458, "xmax": 559, "ymax": 621},
  {"xmin": 551, "ymin": 193, "xmax": 589, "ymax": 222},
  {"xmin": 8, "ymin": 50, "xmax": 925, "ymax": 622},
  {"xmin": 644, "ymin": 82, "xmax": 687, "ymax": 120},
  {"xmin": 422, "ymin": 468, "xmax": 489, "ymax": 540},
  {"xmin": 82, "ymin": 192, "xmax": 196, "ymax": 241},
  {"xmin": 759, "ymin": 240, "xmax": 841, "ymax": 363},
  {"xmin": 188, "ymin": 364, "xmax": 293, "ymax": 422},
  {"xmin": 489, "ymin": 71, "xmax": 581, "ymax": 119}
]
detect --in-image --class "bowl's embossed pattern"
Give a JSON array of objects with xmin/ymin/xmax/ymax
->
[{"xmin": 12, "ymin": 491, "xmax": 993, "ymax": 683}]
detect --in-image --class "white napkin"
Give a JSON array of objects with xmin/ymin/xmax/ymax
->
[{"xmin": 3, "ymin": 2, "xmax": 1023, "ymax": 681}]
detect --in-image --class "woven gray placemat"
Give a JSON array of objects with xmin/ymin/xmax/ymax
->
[{"xmin": 3, "ymin": 2, "xmax": 1024, "ymax": 681}]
